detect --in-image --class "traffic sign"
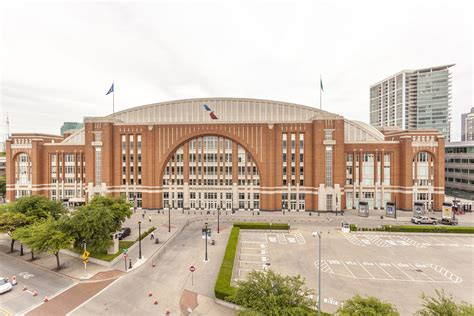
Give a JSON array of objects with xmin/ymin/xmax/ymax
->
[
  {"xmin": 189, "ymin": 265, "xmax": 196, "ymax": 272},
  {"xmin": 122, "ymin": 248, "xmax": 128, "ymax": 254},
  {"xmin": 82, "ymin": 250, "xmax": 90, "ymax": 260},
  {"xmin": 83, "ymin": 258, "xmax": 88, "ymax": 263}
]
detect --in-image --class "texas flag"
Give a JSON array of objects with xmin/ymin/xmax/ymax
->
[{"xmin": 202, "ymin": 104, "xmax": 218, "ymax": 120}]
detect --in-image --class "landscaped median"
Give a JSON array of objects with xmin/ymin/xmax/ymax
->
[
  {"xmin": 215, "ymin": 222, "xmax": 288, "ymax": 301},
  {"xmin": 232, "ymin": 222, "xmax": 290, "ymax": 230},
  {"xmin": 350, "ymin": 224, "xmax": 474, "ymax": 234},
  {"xmin": 68, "ymin": 226, "xmax": 156, "ymax": 264}
]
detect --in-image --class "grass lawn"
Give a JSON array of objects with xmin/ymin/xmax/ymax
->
[{"xmin": 71, "ymin": 240, "xmax": 137, "ymax": 262}]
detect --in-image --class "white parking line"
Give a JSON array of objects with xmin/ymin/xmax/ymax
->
[
  {"xmin": 357, "ymin": 261, "xmax": 375, "ymax": 279},
  {"xmin": 341, "ymin": 261, "xmax": 357, "ymax": 278},
  {"xmin": 374, "ymin": 262, "xmax": 395, "ymax": 280},
  {"xmin": 391, "ymin": 263, "xmax": 415, "ymax": 281},
  {"xmin": 408, "ymin": 263, "xmax": 435, "ymax": 282}
]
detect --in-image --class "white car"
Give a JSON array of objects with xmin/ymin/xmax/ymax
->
[
  {"xmin": 411, "ymin": 216, "xmax": 437, "ymax": 225},
  {"xmin": 0, "ymin": 277, "xmax": 13, "ymax": 294}
]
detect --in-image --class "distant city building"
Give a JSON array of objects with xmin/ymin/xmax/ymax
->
[
  {"xmin": 370, "ymin": 64, "xmax": 454, "ymax": 141},
  {"xmin": 461, "ymin": 107, "xmax": 474, "ymax": 141},
  {"xmin": 445, "ymin": 141, "xmax": 474, "ymax": 200},
  {"xmin": 60, "ymin": 122, "xmax": 83, "ymax": 136}
]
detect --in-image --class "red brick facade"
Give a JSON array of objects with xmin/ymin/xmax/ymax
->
[{"xmin": 6, "ymin": 98, "xmax": 445, "ymax": 212}]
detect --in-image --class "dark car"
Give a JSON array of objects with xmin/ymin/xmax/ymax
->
[
  {"xmin": 118, "ymin": 227, "xmax": 131, "ymax": 240},
  {"xmin": 440, "ymin": 217, "xmax": 458, "ymax": 226}
]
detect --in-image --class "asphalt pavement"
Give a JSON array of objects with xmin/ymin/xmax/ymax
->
[{"xmin": 0, "ymin": 254, "xmax": 75, "ymax": 316}]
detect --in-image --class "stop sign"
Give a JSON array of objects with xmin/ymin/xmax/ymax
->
[{"xmin": 189, "ymin": 265, "xmax": 196, "ymax": 272}]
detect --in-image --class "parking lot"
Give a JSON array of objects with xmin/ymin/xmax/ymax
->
[{"xmin": 233, "ymin": 226, "xmax": 474, "ymax": 315}]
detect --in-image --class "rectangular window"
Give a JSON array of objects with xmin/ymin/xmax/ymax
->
[
  {"xmin": 95, "ymin": 148, "xmax": 102, "ymax": 186},
  {"xmin": 325, "ymin": 146, "xmax": 333, "ymax": 187},
  {"xmin": 383, "ymin": 153, "xmax": 390, "ymax": 185}
]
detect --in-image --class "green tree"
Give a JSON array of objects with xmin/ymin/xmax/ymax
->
[
  {"xmin": 0, "ymin": 211, "xmax": 31, "ymax": 252},
  {"xmin": 336, "ymin": 295, "xmax": 399, "ymax": 316},
  {"xmin": 416, "ymin": 289, "xmax": 474, "ymax": 316},
  {"xmin": 64, "ymin": 195, "xmax": 132, "ymax": 252},
  {"xmin": 13, "ymin": 217, "xmax": 74, "ymax": 269},
  {"xmin": 0, "ymin": 176, "xmax": 5, "ymax": 198},
  {"xmin": 230, "ymin": 269, "xmax": 317, "ymax": 315},
  {"xmin": 13, "ymin": 195, "xmax": 65, "ymax": 220}
]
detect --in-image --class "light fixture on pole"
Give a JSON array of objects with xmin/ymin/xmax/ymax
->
[
  {"xmin": 312, "ymin": 231, "xmax": 322, "ymax": 316},
  {"xmin": 138, "ymin": 221, "xmax": 142, "ymax": 259},
  {"xmin": 204, "ymin": 222, "xmax": 209, "ymax": 261}
]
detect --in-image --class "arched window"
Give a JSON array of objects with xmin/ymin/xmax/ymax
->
[
  {"xmin": 412, "ymin": 151, "xmax": 434, "ymax": 186},
  {"xmin": 15, "ymin": 153, "xmax": 32, "ymax": 198},
  {"xmin": 162, "ymin": 136, "xmax": 260, "ymax": 211}
]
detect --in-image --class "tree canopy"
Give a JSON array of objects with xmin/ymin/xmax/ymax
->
[
  {"xmin": 0, "ymin": 176, "xmax": 5, "ymax": 198},
  {"xmin": 64, "ymin": 195, "xmax": 132, "ymax": 252},
  {"xmin": 12, "ymin": 195, "xmax": 65, "ymax": 220},
  {"xmin": 230, "ymin": 269, "xmax": 317, "ymax": 315},
  {"xmin": 13, "ymin": 216, "xmax": 74, "ymax": 269},
  {"xmin": 416, "ymin": 290, "xmax": 474, "ymax": 316},
  {"xmin": 336, "ymin": 295, "xmax": 399, "ymax": 316},
  {"xmin": 0, "ymin": 211, "xmax": 32, "ymax": 252}
]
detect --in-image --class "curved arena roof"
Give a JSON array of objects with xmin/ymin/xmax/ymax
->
[
  {"xmin": 106, "ymin": 97, "xmax": 340, "ymax": 124},
  {"xmin": 63, "ymin": 98, "xmax": 385, "ymax": 144}
]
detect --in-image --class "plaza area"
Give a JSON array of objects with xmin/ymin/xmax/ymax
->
[{"xmin": 233, "ymin": 226, "xmax": 474, "ymax": 315}]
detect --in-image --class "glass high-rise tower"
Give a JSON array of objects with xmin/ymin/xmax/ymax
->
[{"xmin": 370, "ymin": 64, "xmax": 454, "ymax": 140}]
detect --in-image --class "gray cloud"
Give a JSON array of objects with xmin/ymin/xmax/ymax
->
[{"xmin": 1, "ymin": 0, "xmax": 472, "ymax": 140}]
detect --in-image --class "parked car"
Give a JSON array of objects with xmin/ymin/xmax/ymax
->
[
  {"xmin": 411, "ymin": 216, "xmax": 437, "ymax": 225},
  {"xmin": 118, "ymin": 227, "xmax": 131, "ymax": 240},
  {"xmin": 440, "ymin": 217, "xmax": 458, "ymax": 226},
  {"xmin": 0, "ymin": 277, "xmax": 13, "ymax": 294}
]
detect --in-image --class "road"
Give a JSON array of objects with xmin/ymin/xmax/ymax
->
[
  {"xmin": 0, "ymin": 254, "xmax": 75, "ymax": 316},
  {"xmin": 70, "ymin": 221, "xmax": 234, "ymax": 316}
]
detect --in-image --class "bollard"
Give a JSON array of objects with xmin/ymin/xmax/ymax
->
[
  {"xmin": 149, "ymin": 292, "xmax": 153, "ymax": 297},
  {"xmin": 129, "ymin": 259, "xmax": 132, "ymax": 269},
  {"xmin": 43, "ymin": 296, "xmax": 49, "ymax": 302}
]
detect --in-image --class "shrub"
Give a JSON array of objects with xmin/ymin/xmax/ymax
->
[
  {"xmin": 137, "ymin": 226, "xmax": 156, "ymax": 241},
  {"xmin": 214, "ymin": 227, "xmax": 240, "ymax": 300},
  {"xmin": 233, "ymin": 222, "xmax": 289, "ymax": 230}
]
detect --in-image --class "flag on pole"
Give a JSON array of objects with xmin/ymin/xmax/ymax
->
[
  {"xmin": 202, "ymin": 104, "xmax": 218, "ymax": 120},
  {"xmin": 106, "ymin": 83, "xmax": 114, "ymax": 95},
  {"xmin": 320, "ymin": 77, "xmax": 324, "ymax": 92}
]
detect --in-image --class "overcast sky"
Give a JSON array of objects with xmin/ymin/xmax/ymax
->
[{"xmin": 1, "ymin": 0, "xmax": 472, "ymax": 141}]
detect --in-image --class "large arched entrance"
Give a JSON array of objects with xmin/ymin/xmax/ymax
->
[{"xmin": 162, "ymin": 135, "xmax": 260, "ymax": 211}]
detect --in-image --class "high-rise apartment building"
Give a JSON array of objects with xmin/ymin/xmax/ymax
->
[
  {"xmin": 461, "ymin": 107, "xmax": 474, "ymax": 141},
  {"xmin": 370, "ymin": 64, "xmax": 454, "ymax": 140},
  {"xmin": 60, "ymin": 122, "xmax": 83, "ymax": 136}
]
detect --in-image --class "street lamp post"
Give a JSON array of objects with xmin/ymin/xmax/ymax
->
[
  {"xmin": 217, "ymin": 202, "xmax": 221, "ymax": 234},
  {"xmin": 138, "ymin": 221, "xmax": 142, "ymax": 259},
  {"xmin": 169, "ymin": 200, "xmax": 172, "ymax": 233},
  {"xmin": 312, "ymin": 231, "xmax": 322, "ymax": 316},
  {"xmin": 204, "ymin": 222, "xmax": 209, "ymax": 261}
]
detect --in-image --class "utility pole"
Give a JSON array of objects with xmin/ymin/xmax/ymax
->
[
  {"xmin": 204, "ymin": 222, "xmax": 209, "ymax": 261},
  {"xmin": 138, "ymin": 221, "xmax": 142, "ymax": 259}
]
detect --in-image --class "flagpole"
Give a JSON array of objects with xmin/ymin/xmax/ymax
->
[
  {"xmin": 113, "ymin": 81, "xmax": 115, "ymax": 113},
  {"xmin": 320, "ymin": 74, "xmax": 322, "ymax": 110}
]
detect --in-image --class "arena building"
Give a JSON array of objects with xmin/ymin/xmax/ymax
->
[{"xmin": 5, "ymin": 98, "xmax": 445, "ymax": 212}]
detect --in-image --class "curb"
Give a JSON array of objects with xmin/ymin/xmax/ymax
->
[
  {"xmin": 0, "ymin": 251, "xmax": 80, "ymax": 281},
  {"xmin": 351, "ymin": 231, "xmax": 474, "ymax": 237}
]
